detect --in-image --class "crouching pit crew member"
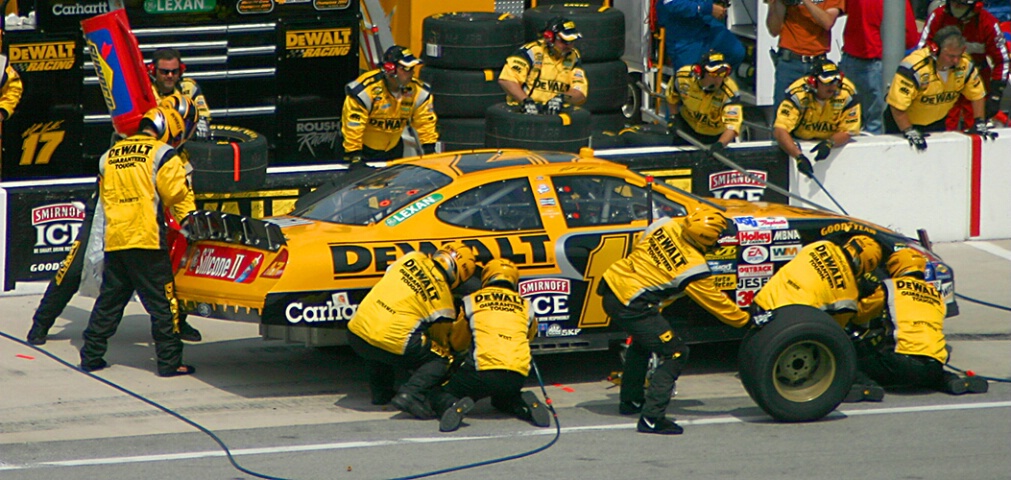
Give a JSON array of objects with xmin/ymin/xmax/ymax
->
[
  {"xmin": 599, "ymin": 206, "xmax": 751, "ymax": 435},
  {"xmin": 429, "ymin": 259, "xmax": 550, "ymax": 432},
  {"xmin": 346, "ymin": 242, "xmax": 476, "ymax": 418},
  {"xmin": 341, "ymin": 45, "xmax": 438, "ymax": 167}
]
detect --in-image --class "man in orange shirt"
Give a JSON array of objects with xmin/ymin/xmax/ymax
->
[{"xmin": 766, "ymin": 0, "xmax": 846, "ymax": 107}]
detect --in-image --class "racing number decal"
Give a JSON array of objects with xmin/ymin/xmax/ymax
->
[
  {"xmin": 578, "ymin": 233, "xmax": 631, "ymax": 328},
  {"xmin": 20, "ymin": 122, "xmax": 66, "ymax": 165}
]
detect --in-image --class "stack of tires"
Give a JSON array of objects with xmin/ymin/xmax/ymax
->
[
  {"xmin": 185, "ymin": 125, "xmax": 269, "ymax": 193},
  {"xmin": 522, "ymin": 5, "xmax": 629, "ymax": 148},
  {"xmin": 420, "ymin": 12, "xmax": 524, "ymax": 153}
]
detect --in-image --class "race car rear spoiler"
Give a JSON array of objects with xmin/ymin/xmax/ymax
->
[{"xmin": 180, "ymin": 210, "xmax": 286, "ymax": 252}]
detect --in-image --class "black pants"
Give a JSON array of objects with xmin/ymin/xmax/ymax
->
[
  {"xmin": 670, "ymin": 115, "xmax": 721, "ymax": 146},
  {"xmin": 348, "ymin": 330, "xmax": 449, "ymax": 402},
  {"xmin": 32, "ymin": 192, "xmax": 97, "ymax": 332},
  {"xmin": 80, "ymin": 249, "xmax": 183, "ymax": 375},
  {"xmin": 856, "ymin": 342, "xmax": 946, "ymax": 391},
  {"xmin": 883, "ymin": 108, "xmax": 947, "ymax": 134},
  {"xmin": 363, "ymin": 140, "xmax": 404, "ymax": 162},
  {"xmin": 600, "ymin": 282, "xmax": 689, "ymax": 419},
  {"xmin": 428, "ymin": 361, "xmax": 527, "ymax": 417}
]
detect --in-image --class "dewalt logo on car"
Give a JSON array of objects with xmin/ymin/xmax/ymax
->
[
  {"xmin": 9, "ymin": 41, "xmax": 76, "ymax": 72},
  {"xmin": 285, "ymin": 28, "xmax": 353, "ymax": 58}
]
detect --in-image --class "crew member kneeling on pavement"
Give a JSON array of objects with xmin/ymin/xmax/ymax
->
[
  {"xmin": 773, "ymin": 59, "xmax": 860, "ymax": 179},
  {"xmin": 347, "ymin": 242, "xmax": 476, "ymax": 418},
  {"xmin": 498, "ymin": 17, "xmax": 588, "ymax": 115},
  {"xmin": 79, "ymin": 104, "xmax": 198, "ymax": 377},
  {"xmin": 599, "ymin": 206, "xmax": 750, "ymax": 435},
  {"xmin": 885, "ymin": 26, "xmax": 991, "ymax": 150},
  {"xmin": 751, "ymin": 234, "xmax": 884, "ymax": 401},
  {"xmin": 429, "ymin": 259, "xmax": 550, "ymax": 433},
  {"xmin": 666, "ymin": 50, "xmax": 743, "ymax": 150},
  {"xmin": 852, "ymin": 248, "xmax": 987, "ymax": 398},
  {"xmin": 341, "ymin": 45, "xmax": 438, "ymax": 167}
]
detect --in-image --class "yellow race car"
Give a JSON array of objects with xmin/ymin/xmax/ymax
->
[{"xmin": 174, "ymin": 148, "xmax": 957, "ymax": 422}]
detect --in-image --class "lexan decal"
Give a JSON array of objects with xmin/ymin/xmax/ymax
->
[
  {"xmin": 184, "ymin": 245, "xmax": 264, "ymax": 282},
  {"xmin": 519, "ymin": 278, "xmax": 571, "ymax": 321},
  {"xmin": 709, "ymin": 169, "xmax": 767, "ymax": 201},
  {"xmin": 385, "ymin": 194, "xmax": 443, "ymax": 227}
]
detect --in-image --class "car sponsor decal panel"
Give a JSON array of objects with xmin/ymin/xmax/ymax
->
[
  {"xmin": 262, "ymin": 289, "xmax": 365, "ymax": 326},
  {"xmin": 183, "ymin": 245, "xmax": 264, "ymax": 283},
  {"xmin": 519, "ymin": 278, "xmax": 573, "ymax": 324},
  {"xmin": 709, "ymin": 169, "xmax": 767, "ymax": 201}
]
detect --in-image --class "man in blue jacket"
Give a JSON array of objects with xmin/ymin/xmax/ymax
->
[{"xmin": 657, "ymin": 0, "xmax": 745, "ymax": 72}]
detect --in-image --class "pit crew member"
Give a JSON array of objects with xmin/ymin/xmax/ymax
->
[
  {"xmin": 498, "ymin": 17, "xmax": 588, "ymax": 115},
  {"xmin": 341, "ymin": 45, "xmax": 438, "ymax": 167},
  {"xmin": 665, "ymin": 50, "xmax": 743, "ymax": 149},
  {"xmin": 346, "ymin": 242, "xmax": 476, "ymax": 419},
  {"xmin": 598, "ymin": 206, "xmax": 751, "ymax": 435},
  {"xmin": 150, "ymin": 47, "xmax": 211, "ymax": 139},
  {"xmin": 1, "ymin": 50, "xmax": 22, "ymax": 123}
]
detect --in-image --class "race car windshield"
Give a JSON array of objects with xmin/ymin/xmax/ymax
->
[{"xmin": 294, "ymin": 165, "xmax": 452, "ymax": 225}]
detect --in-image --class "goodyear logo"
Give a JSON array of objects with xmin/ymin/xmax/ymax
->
[
  {"xmin": 820, "ymin": 221, "xmax": 877, "ymax": 237},
  {"xmin": 9, "ymin": 42, "xmax": 76, "ymax": 72},
  {"xmin": 286, "ymin": 28, "xmax": 353, "ymax": 58}
]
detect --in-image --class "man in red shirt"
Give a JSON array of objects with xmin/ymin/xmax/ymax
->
[
  {"xmin": 841, "ymin": 0, "xmax": 920, "ymax": 134},
  {"xmin": 918, "ymin": 0, "xmax": 1010, "ymax": 130},
  {"xmin": 767, "ymin": 0, "xmax": 846, "ymax": 107}
]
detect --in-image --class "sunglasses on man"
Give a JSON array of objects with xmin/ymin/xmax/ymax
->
[{"xmin": 158, "ymin": 68, "xmax": 181, "ymax": 76}]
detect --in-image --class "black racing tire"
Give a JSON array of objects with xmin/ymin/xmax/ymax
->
[
  {"xmin": 484, "ymin": 102, "xmax": 591, "ymax": 152},
  {"xmin": 522, "ymin": 5, "xmax": 625, "ymax": 63},
  {"xmin": 422, "ymin": 12, "xmax": 525, "ymax": 69},
  {"xmin": 738, "ymin": 305, "xmax": 856, "ymax": 422},
  {"xmin": 184, "ymin": 125, "xmax": 268, "ymax": 194},
  {"xmin": 420, "ymin": 67, "xmax": 506, "ymax": 117},
  {"xmin": 589, "ymin": 111, "xmax": 628, "ymax": 133},
  {"xmin": 590, "ymin": 129, "xmax": 626, "ymax": 149},
  {"xmin": 438, "ymin": 117, "xmax": 486, "ymax": 153},
  {"xmin": 581, "ymin": 60, "xmax": 628, "ymax": 113}
]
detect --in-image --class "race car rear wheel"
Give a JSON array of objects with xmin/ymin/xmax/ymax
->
[{"xmin": 738, "ymin": 305, "xmax": 856, "ymax": 422}]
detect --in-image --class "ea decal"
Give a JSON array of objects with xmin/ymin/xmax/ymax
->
[{"xmin": 742, "ymin": 245, "xmax": 769, "ymax": 264}]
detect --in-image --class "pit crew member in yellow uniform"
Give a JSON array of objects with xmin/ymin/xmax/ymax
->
[
  {"xmin": 429, "ymin": 259, "xmax": 550, "ymax": 432},
  {"xmin": 498, "ymin": 17, "xmax": 588, "ymax": 115},
  {"xmin": 773, "ymin": 59, "xmax": 860, "ymax": 179},
  {"xmin": 598, "ymin": 206, "xmax": 750, "ymax": 435},
  {"xmin": 666, "ymin": 50, "xmax": 743, "ymax": 149},
  {"xmin": 1, "ymin": 52, "xmax": 23, "ymax": 123},
  {"xmin": 150, "ymin": 48, "xmax": 211, "ymax": 139},
  {"xmin": 885, "ymin": 26, "xmax": 990, "ymax": 150},
  {"xmin": 79, "ymin": 104, "xmax": 198, "ymax": 377},
  {"xmin": 342, "ymin": 45, "xmax": 438, "ymax": 166},
  {"xmin": 347, "ymin": 242, "xmax": 476, "ymax": 419},
  {"xmin": 852, "ymin": 249, "xmax": 987, "ymax": 397}
]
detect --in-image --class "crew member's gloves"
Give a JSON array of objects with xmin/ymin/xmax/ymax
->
[
  {"xmin": 545, "ymin": 94, "xmax": 565, "ymax": 115},
  {"xmin": 810, "ymin": 139, "xmax": 833, "ymax": 161},
  {"xmin": 195, "ymin": 118, "xmax": 210, "ymax": 139},
  {"xmin": 985, "ymin": 80, "xmax": 1006, "ymax": 119},
  {"xmin": 708, "ymin": 141, "xmax": 726, "ymax": 155},
  {"xmin": 966, "ymin": 118, "xmax": 999, "ymax": 141},
  {"xmin": 422, "ymin": 143, "xmax": 437, "ymax": 155},
  {"xmin": 903, "ymin": 127, "xmax": 928, "ymax": 151},
  {"xmin": 522, "ymin": 98, "xmax": 540, "ymax": 115},
  {"xmin": 795, "ymin": 154, "xmax": 815, "ymax": 178}
]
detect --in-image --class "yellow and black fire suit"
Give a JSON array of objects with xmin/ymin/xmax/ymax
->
[
  {"xmin": 0, "ymin": 57, "xmax": 23, "ymax": 121},
  {"xmin": 429, "ymin": 286, "xmax": 539, "ymax": 418},
  {"xmin": 499, "ymin": 40, "xmax": 588, "ymax": 105},
  {"xmin": 753, "ymin": 240, "xmax": 860, "ymax": 327},
  {"xmin": 79, "ymin": 134, "xmax": 193, "ymax": 376},
  {"xmin": 774, "ymin": 77, "xmax": 861, "ymax": 140},
  {"xmin": 347, "ymin": 251, "xmax": 456, "ymax": 405},
  {"xmin": 886, "ymin": 47, "xmax": 986, "ymax": 130},
  {"xmin": 665, "ymin": 66, "xmax": 743, "ymax": 142},
  {"xmin": 854, "ymin": 275, "xmax": 950, "ymax": 390},
  {"xmin": 599, "ymin": 217, "xmax": 748, "ymax": 419},
  {"xmin": 341, "ymin": 69, "xmax": 438, "ymax": 161}
]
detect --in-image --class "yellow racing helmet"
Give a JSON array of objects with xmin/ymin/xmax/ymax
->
[
  {"xmin": 481, "ymin": 258, "xmax": 520, "ymax": 290},
  {"xmin": 137, "ymin": 106, "xmax": 188, "ymax": 147},
  {"xmin": 843, "ymin": 235, "xmax": 883, "ymax": 276},
  {"xmin": 432, "ymin": 241, "xmax": 476, "ymax": 289},
  {"xmin": 681, "ymin": 205, "xmax": 730, "ymax": 250},
  {"xmin": 159, "ymin": 93, "xmax": 198, "ymax": 143},
  {"xmin": 886, "ymin": 248, "xmax": 927, "ymax": 278}
]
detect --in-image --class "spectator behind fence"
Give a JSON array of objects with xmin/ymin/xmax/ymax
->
[{"xmin": 766, "ymin": 0, "xmax": 845, "ymax": 107}]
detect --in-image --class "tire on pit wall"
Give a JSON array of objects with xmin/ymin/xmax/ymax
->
[
  {"xmin": 484, "ymin": 102, "xmax": 591, "ymax": 152},
  {"xmin": 422, "ymin": 12, "xmax": 525, "ymax": 70},
  {"xmin": 420, "ymin": 67, "xmax": 506, "ymax": 118},
  {"xmin": 184, "ymin": 125, "xmax": 268, "ymax": 194},
  {"xmin": 581, "ymin": 60, "xmax": 628, "ymax": 113},
  {"xmin": 522, "ymin": 5, "xmax": 625, "ymax": 63},
  {"xmin": 738, "ymin": 305, "xmax": 857, "ymax": 422},
  {"xmin": 438, "ymin": 117, "xmax": 486, "ymax": 153}
]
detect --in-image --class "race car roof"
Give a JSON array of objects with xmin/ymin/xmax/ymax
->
[{"xmin": 390, "ymin": 149, "xmax": 619, "ymax": 178}]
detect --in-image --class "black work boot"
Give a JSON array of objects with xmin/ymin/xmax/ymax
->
[
  {"xmin": 439, "ymin": 397, "xmax": 475, "ymax": 432},
  {"xmin": 943, "ymin": 372, "xmax": 989, "ymax": 395},
  {"xmin": 27, "ymin": 326, "xmax": 49, "ymax": 346},
  {"xmin": 392, "ymin": 393, "xmax": 436, "ymax": 419},
  {"xmin": 178, "ymin": 320, "xmax": 202, "ymax": 342},
  {"xmin": 637, "ymin": 415, "xmax": 684, "ymax": 435},
  {"xmin": 619, "ymin": 400, "xmax": 643, "ymax": 415},
  {"xmin": 519, "ymin": 391, "xmax": 551, "ymax": 427}
]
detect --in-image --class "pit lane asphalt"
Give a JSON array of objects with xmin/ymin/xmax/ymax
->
[{"xmin": 0, "ymin": 240, "xmax": 1008, "ymax": 478}]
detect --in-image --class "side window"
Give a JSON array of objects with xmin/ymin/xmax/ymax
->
[
  {"xmin": 436, "ymin": 178, "xmax": 542, "ymax": 231},
  {"xmin": 551, "ymin": 175, "xmax": 687, "ymax": 228}
]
